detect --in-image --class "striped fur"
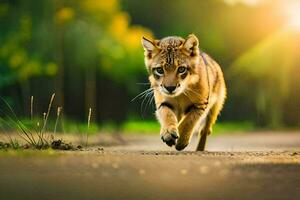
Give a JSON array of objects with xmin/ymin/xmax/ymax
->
[{"xmin": 142, "ymin": 34, "xmax": 226, "ymax": 151}]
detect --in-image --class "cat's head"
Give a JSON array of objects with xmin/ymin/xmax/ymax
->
[{"xmin": 142, "ymin": 34, "xmax": 201, "ymax": 97}]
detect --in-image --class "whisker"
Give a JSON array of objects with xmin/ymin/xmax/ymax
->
[
  {"xmin": 145, "ymin": 90, "xmax": 154, "ymax": 114},
  {"xmin": 149, "ymin": 93, "xmax": 155, "ymax": 110},
  {"xmin": 136, "ymin": 82, "xmax": 151, "ymax": 85},
  {"xmin": 132, "ymin": 86, "xmax": 158, "ymax": 118},
  {"xmin": 140, "ymin": 90, "xmax": 153, "ymax": 117},
  {"xmin": 148, "ymin": 87, "xmax": 158, "ymax": 111},
  {"xmin": 131, "ymin": 88, "xmax": 153, "ymax": 102}
]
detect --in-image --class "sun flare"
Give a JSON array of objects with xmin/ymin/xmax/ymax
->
[{"xmin": 285, "ymin": 0, "xmax": 300, "ymax": 30}]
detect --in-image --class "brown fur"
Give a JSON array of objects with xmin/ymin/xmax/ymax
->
[{"xmin": 141, "ymin": 34, "xmax": 226, "ymax": 151}]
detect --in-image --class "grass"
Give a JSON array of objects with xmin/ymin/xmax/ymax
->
[
  {"xmin": 0, "ymin": 96, "xmax": 46, "ymax": 149},
  {"xmin": 3, "ymin": 118, "xmax": 255, "ymax": 136},
  {"xmin": 121, "ymin": 120, "xmax": 160, "ymax": 134},
  {"xmin": 213, "ymin": 121, "xmax": 255, "ymax": 134},
  {"xmin": 0, "ymin": 94, "xmax": 87, "ymax": 150},
  {"xmin": 0, "ymin": 91, "xmax": 256, "ymax": 151},
  {"xmin": 121, "ymin": 120, "xmax": 255, "ymax": 135}
]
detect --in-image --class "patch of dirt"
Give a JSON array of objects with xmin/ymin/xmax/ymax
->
[
  {"xmin": 0, "ymin": 132, "xmax": 300, "ymax": 200},
  {"xmin": 51, "ymin": 139, "xmax": 75, "ymax": 150},
  {"xmin": 0, "ymin": 141, "xmax": 11, "ymax": 149},
  {"xmin": 0, "ymin": 150, "xmax": 299, "ymax": 200}
]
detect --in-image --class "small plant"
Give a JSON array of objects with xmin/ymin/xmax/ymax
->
[
  {"xmin": 40, "ymin": 93, "xmax": 55, "ymax": 144},
  {"xmin": 53, "ymin": 107, "xmax": 62, "ymax": 135},
  {"xmin": 86, "ymin": 108, "xmax": 92, "ymax": 147},
  {"xmin": 8, "ymin": 138, "xmax": 21, "ymax": 149},
  {"xmin": 0, "ymin": 96, "xmax": 36, "ymax": 148},
  {"xmin": 0, "ymin": 94, "xmax": 75, "ymax": 150}
]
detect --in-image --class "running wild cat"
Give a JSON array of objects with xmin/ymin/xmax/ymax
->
[{"xmin": 141, "ymin": 34, "xmax": 226, "ymax": 151}]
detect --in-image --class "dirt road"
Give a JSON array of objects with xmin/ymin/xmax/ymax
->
[{"xmin": 0, "ymin": 132, "xmax": 299, "ymax": 200}]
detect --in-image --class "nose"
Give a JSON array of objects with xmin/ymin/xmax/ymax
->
[{"xmin": 164, "ymin": 85, "xmax": 176, "ymax": 93}]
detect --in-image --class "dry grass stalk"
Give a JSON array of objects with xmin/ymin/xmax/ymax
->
[
  {"xmin": 37, "ymin": 93, "xmax": 56, "ymax": 146},
  {"xmin": 86, "ymin": 107, "xmax": 92, "ymax": 147},
  {"xmin": 43, "ymin": 112, "xmax": 46, "ymax": 125},
  {"xmin": 41, "ymin": 93, "xmax": 55, "ymax": 133},
  {"xmin": 88, "ymin": 108, "xmax": 92, "ymax": 129},
  {"xmin": 54, "ymin": 106, "xmax": 62, "ymax": 135},
  {"xmin": 30, "ymin": 96, "xmax": 34, "ymax": 120}
]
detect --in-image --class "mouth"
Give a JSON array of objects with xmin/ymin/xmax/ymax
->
[
  {"xmin": 159, "ymin": 84, "xmax": 185, "ymax": 97},
  {"xmin": 163, "ymin": 92, "xmax": 177, "ymax": 97},
  {"xmin": 161, "ymin": 87, "xmax": 181, "ymax": 97}
]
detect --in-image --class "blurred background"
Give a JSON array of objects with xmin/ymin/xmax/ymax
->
[{"xmin": 1, "ymin": 0, "xmax": 300, "ymax": 134}]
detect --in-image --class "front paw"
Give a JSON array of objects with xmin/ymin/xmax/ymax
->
[
  {"xmin": 175, "ymin": 132, "xmax": 190, "ymax": 151},
  {"xmin": 160, "ymin": 128, "xmax": 178, "ymax": 147},
  {"xmin": 175, "ymin": 141, "xmax": 188, "ymax": 151}
]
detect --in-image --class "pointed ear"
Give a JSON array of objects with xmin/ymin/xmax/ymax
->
[
  {"xmin": 141, "ymin": 37, "xmax": 159, "ymax": 59},
  {"xmin": 183, "ymin": 34, "xmax": 199, "ymax": 57}
]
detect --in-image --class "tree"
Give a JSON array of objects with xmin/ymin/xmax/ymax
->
[
  {"xmin": 230, "ymin": 28, "xmax": 300, "ymax": 127},
  {"xmin": 0, "ymin": 0, "xmax": 152, "ymax": 121}
]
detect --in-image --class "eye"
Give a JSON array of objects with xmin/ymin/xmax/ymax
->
[
  {"xmin": 154, "ymin": 67, "xmax": 164, "ymax": 76},
  {"xmin": 178, "ymin": 66, "xmax": 187, "ymax": 74}
]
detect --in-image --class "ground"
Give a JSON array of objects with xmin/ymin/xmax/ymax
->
[{"xmin": 0, "ymin": 131, "xmax": 300, "ymax": 200}]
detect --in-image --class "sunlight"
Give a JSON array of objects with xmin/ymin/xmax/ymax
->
[
  {"xmin": 285, "ymin": 0, "xmax": 300, "ymax": 30},
  {"xmin": 223, "ymin": 0, "xmax": 262, "ymax": 6}
]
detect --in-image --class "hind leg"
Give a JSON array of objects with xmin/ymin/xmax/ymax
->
[{"xmin": 196, "ymin": 100, "xmax": 224, "ymax": 151}]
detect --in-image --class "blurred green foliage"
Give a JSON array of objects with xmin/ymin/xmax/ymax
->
[
  {"xmin": 121, "ymin": 120, "xmax": 255, "ymax": 135},
  {"xmin": 0, "ymin": 0, "xmax": 300, "ymax": 129},
  {"xmin": 0, "ymin": 118, "xmax": 255, "ymax": 135},
  {"xmin": 0, "ymin": 0, "xmax": 151, "ymax": 86},
  {"xmin": 231, "ymin": 29, "xmax": 300, "ymax": 127},
  {"xmin": 122, "ymin": 0, "xmax": 300, "ymax": 127}
]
